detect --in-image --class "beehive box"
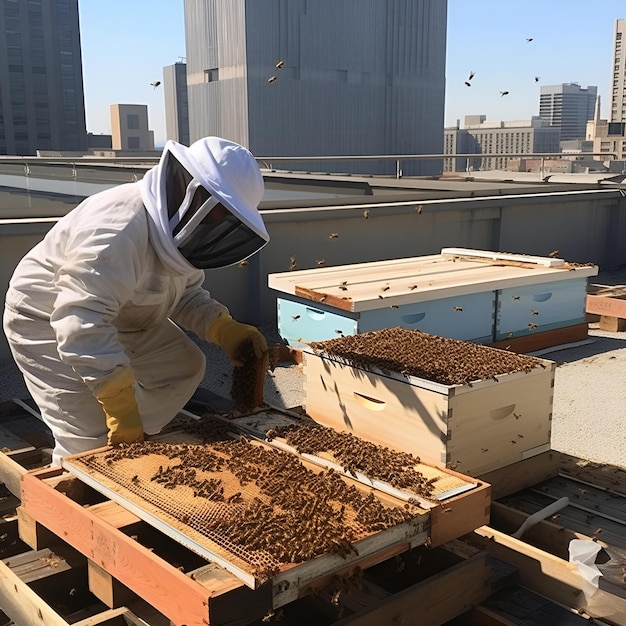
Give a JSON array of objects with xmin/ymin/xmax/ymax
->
[
  {"xmin": 303, "ymin": 328, "xmax": 556, "ymax": 477},
  {"xmin": 269, "ymin": 248, "xmax": 598, "ymax": 348}
]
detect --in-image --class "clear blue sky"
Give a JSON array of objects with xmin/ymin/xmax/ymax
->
[{"xmin": 78, "ymin": 1, "xmax": 625, "ymax": 146}]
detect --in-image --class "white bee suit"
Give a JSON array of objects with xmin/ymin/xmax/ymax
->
[{"xmin": 3, "ymin": 137, "xmax": 268, "ymax": 465}]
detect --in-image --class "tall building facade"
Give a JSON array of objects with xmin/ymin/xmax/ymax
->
[
  {"xmin": 444, "ymin": 116, "xmax": 561, "ymax": 172},
  {"xmin": 0, "ymin": 0, "xmax": 87, "ymax": 155},
  {"xmin": 164, "ymin": 61, "xmax": 190, "ymax": 145},
  {"xmin": 183, "ymin": 0, "xmax": 447, "ymax": 176},
  {"xmin": 110, "ymin": 104, "xmax": 154, "ymax": 151},
  {"xmin": 539, "ymin": 83, "xmax": 597, "ymax": 141},
  {"xmin": 610, "ymin": 18, "xmax": 626, "ymax": 123}
]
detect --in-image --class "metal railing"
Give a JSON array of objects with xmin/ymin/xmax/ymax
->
[{"xmin": 0, "ymin": 151, "xmax": 619, "ymax": 181}]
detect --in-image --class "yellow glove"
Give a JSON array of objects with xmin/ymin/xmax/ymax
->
[
  {"xmin": 207, "ymin": 314, "xmax": 268, "ymax": 367},
  {"xmin": 95, "ymin": 369, "xmax": 144, "ymax": 446}
]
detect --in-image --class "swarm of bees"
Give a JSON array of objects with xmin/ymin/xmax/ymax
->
[{"xmin": 309, "ymin": 327, "xmax": 544, "ymax": 386}]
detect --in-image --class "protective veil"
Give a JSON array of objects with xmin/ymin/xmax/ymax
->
[{"xmin": 3, "ymin": 137, "xmax": 268, "ymax": 465}]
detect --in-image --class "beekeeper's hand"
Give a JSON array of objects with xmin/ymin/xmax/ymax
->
[
  {"xmin": 207, "ymin": 314, "xmax": 268, "ymax": 367},
  {"xmin": 95, "ymin": 369, "xmax": 144, "ymax": 445}
]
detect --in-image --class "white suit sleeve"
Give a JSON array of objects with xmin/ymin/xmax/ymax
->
[
  {"xmin": 170, "ymin": 271, "xmax": 229, "ymax": 340},
  {"xmin": 50, "ymin": 226, "xmax": 145, "ymax": 390}
]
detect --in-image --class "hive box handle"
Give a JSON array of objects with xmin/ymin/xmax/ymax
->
[{"xmin": 353, "ymin": 392, "xmax": 386, "ymax": 411}]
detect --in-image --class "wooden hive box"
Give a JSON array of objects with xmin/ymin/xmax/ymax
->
[
  {"xmin": 268, "ymin": 247, "xmax": 598, "ymax": 351},
  {"xmin": 302, "ymin": 328, "xmax": 556, "ymax": 476}
]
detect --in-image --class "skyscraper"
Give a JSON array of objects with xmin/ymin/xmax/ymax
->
[
  {"xmin": 164, "ymin": 61, "xmax": 190, "ymax": 145},
  {"xmin": 183, "ymin": 0, "xmax": 447, "ymax": 176},
  {"xmin": 0, "ymin": 0, "xmax": 87, "ymax": 155},
  {"xmin": 610, "ymin": 18, "xmax": 626, "ymax": 123},
  {"xmin": 539, "ymin": 83, "xmax": 597, "ymax": 142}
]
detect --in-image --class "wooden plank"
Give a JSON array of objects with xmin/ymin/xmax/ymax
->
[
  {"xmin": 490, "ymin": 323, "xmax": 589, "ymax": 353},
  {"xmin": 477, "ymin": 450, "xmax": 561, "ymax": 500},
  {"xmin": 559, "ymin": 454, "xmax": 626, "ymax": 496},
  {"xmin": 470, "ymin": 526, "xmax": 626, "ymax": 624},
  {"xmin": 0, "ymin": 448, "xmax": 28, "ymax": 499},
  {"xmin": 599, "ymin": 315, "xmax": 626, "ymax": 332},
  {"xmin": 88, "ymin": 559, "xmax": 136, "ymax": 609},
  {"xmin": 20, "ymin": 469, "xmax": 214, "ymax": 626},
  {"xmin": 335, "ymin": 549, "xmax": 490, "ymax": 626},
  {"xmin": 586, "ymin": 292, "xmax": 626, "ymax": 319}
]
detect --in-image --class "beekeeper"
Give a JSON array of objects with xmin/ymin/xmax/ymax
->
[{"xmin": 3, "ymin": 137, "xmax": 269, "ymax": 465}]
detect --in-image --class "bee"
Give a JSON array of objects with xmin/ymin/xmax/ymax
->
[
  {"xmin": 338, "ymin": 281, "xmax": 348, "ymax": 291},
  {"xmin": 316, "ymin": 259, "xmax": 326, "ymax": 265},
  {"xmin": 481, "ymin": 448, "xmax": 489, "ymax": 453},
  {"xmin": 381, "ymin": 285, "xmax": 390, "ymax": 292},
  {"xmin": 528, "ymin": 322, "xmax": 538, "ymax": 330},
  {"xmin": 390, "ymin": 305, "xmax": 399, "ymax": 309},
  {"xmin": 131, "ymin": 474, "xmax": 139, "ymax": 484},
  {"xmin": 378, "ymin": 294, "xmax": 385, "ymax": 299},
  {"xmin": 416, "ymin": 204, "xmax": 423, "ymax": 214},
  {"xmin": 318, "ymin": 295, "xmax": 327, "ymax": 302},
  {"xmin": 453, "ymin": 306, "xmax": 463, "ymax": 311},
  {"xmin": 329, "ymin": 233, "xmax": 339, "ymax": 239},
  {"xmin": 289, "ymin": 256, "xmax": 297, "ymax": 270},
  {"xmin": 510, "ymin": 440, "xmax": 518, "ymax": 444},
  {"xmin": 69, "ymin": 588, "xmax": 77, "ymax": 597},
  {"xmin": 363, "ymin": 209, "xmax": 369, "ymax": 219},
  {"xmin": 517, "ymin": 434, "xmax": 524, "ymax": 438},
  {"xmin": 275, "ymin": 60, "xmax": 285, "ymax": 69},
  {"xmin": 267, "ymin": 76, "xmax": 277, "ymax": 84},
  {"xmin": 335, "ymin": 329, "xmax": 344, "ymax": 335},
  {"xmin": 513, "ymin": 413, "xmax": 521, "ymax": 419},
  {"xmin": 409, "ymin": 284, "xmax": 418, "ymax": 290},
  {"xmin": 531, "ymin": 309, "xmax": 539, "ymax": 315},
  {"xmin": 291, "ymin": 315, "xmax": 300, "ymax": 321},
  {"xmin": 238, "ymin": 259, "xmax": 249, "ymax": 267},
  {"xmin": 512, "ymin": 295, "xmax": 520, "ymax": 300},
  {"xmin": 549, "ymin": 249, "xmax": 559, "ymax": 257}
]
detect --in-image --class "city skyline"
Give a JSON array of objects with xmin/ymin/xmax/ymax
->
[{"xmin": 78, "ymin": 1, "xmax": 625, "ymax": 148}]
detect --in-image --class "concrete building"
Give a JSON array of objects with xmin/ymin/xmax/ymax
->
[
  {"xmin": 444, "ymin": 115, "xmax": 561, "ymax": 172},
  {"xmin": 110, "ymin": 104, "xmax": 155, "ymax": 151},
  {"xmin": 0, "ymin": 0, "xmax": 87, "ymax": 155},
  {"xmin": 164, "ymin": 61, "xmax": 190, "ymax": 145},
  {"xmin": 183, "ymin": 0, "xmax": 447, "ymax": 176},
  {"xmin": 586, "ymin": 96, "xmax": 626, "ymax": 162},
  {"xmin": 539, "ymin": 83, "xmax": 597, "ymax": 141},
  {"xmin": 610, "ymin": 18, "xmax": 626, "ymax": 123}
]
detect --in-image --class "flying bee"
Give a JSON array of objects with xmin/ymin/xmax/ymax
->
[
  {"xmin": 549, "ymin": 249, "xmax": 559, "ymax": 257},
  {"xmin": 528, "ymin": 322, "xmax": 538, "ymax": 330},
  {"xmin": 338, "ymin": 281, "xmax": 348, "ymax": 291},
  {"xmin": 409, "ymin": 284, "xmax": 418, "ymax": 290},
  {"xmin": 390, "ymin": 305, "xmax": 399, "ymax": 309},
  {"xmin": 292, "ymin": 315, "xmax": 300, "ymax": 321},
  {"xmin": 378, "ymin": 294, "xmax": 385, "ymax": 299},
  {"xmin": 381, "ymin": 285, "xmax": 390, "ymax": 292},
  {"xmin": 289, "ymin": 256, "xmax": 297, "ymax": 270},
  {"xmin": 238, "ymin": 259, "xmax": 249, "ymax": 267},
  {"xmin": 316, "ymin": 259, "xmax": 326, "ymax": 265},
  {"xmin": 531, "ymin": 309, "xmax": 539, "ymax": 315},
  {"xmin": 335, "ymin": 329, "xmax": 344, "ymax": 335},
  {"xmin": 363, "ymin": 209, "xmax": 369, "ymax": 219},
  {"xmin": 481, "ymin": 448, "xmax": 488, "ymax": 453},
  {"xmin": 267, "ymin": 76, "xmax": 277, "ymax": 84},
  {"xmin": 453, "ymin": 306, "xmax": 463, "ymax": 311},
  {"xmin": 512, "ymin": 295, "xmax": 520, "ymax": 300},
  {"xmin": 329, "ymin": 233, "xmax": 339, "ymax": 239},
  {"xmin": 416, "ymin": 204, "xmax": 423, "ymax": 214},
  {"xmin": 275, "ymin": 60, "xmax": 285, "ymax": 69}
]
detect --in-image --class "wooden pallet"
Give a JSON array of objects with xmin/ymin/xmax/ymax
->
[
  {"xmin": 468, "ymin": 451, "xmax": 626, "ymax": 626},
  {"xmin": 586, "ymin": 284, "xmax": 626, "ymax": 332},
  {"xmin": 0, "ymin": 399, "xmax": 491, "ymax": 626}
]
